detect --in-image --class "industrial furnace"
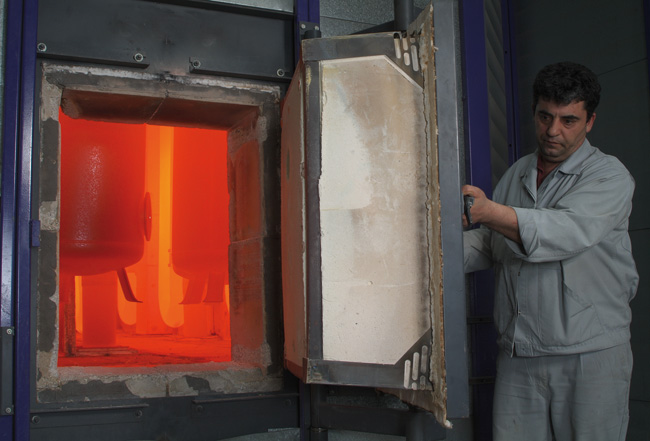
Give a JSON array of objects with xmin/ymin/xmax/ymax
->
[
  {"xmin": 36, "ymin": 63, "xmax": 285, "ymax": 399},
  {"xmin": 3, "ymin": 0, "xmax": 468, "ymax": 439}
]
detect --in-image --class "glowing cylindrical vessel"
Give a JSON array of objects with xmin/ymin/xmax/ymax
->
[
  {"xmin": 59, "ymin": 112, "xmax": 147, "ymax": 276},
  {"xmin": 171, "ymin": 128, "xmax": 229, "ymax": 303}
]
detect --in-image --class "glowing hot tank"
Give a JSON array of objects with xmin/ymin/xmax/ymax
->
[
  {"xmin": 59, "ymin": 112, "xmax": 148, "ymax": 277},
  {"xmin": 171, "ymin": 128, "xmax": 229, "ymax": 303}
]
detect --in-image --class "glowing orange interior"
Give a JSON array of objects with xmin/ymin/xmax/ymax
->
[{"xmin": 58, "ymin": 111, "xmax": 231, "ymax": 367}]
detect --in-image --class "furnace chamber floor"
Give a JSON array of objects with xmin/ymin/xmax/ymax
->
[{"xmin": 58, "ymin": 331, "xmax": 231, "ymax": 367}]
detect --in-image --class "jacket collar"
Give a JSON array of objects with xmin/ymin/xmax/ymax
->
[
  {"xmin": 521, "ymin": 139, "xmax": 594, "ymax": 198},
  {"xmin": 553, "ymin": 138, "xmax": 594, "ymax": 175}
]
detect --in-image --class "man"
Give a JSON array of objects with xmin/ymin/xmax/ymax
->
[{"xmin": 463, "ymin": 62, "xmax": 638, "ymax": 441}]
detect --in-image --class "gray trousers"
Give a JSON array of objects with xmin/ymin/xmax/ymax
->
[{"xmin": 493, "ymin": 342, "xmax": 632, "ymax": 441}]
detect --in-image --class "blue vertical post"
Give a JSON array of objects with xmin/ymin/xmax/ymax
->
[
  {"xmin": 0, "ymin": 1, "xmax": 21, "ymax": 435},
  {"xmin": 460, "ymin": 1, "xmax": 496, "ymax": 440},
  {"xmin": 461, "ymin": 0, "xmax": 492, "ymax": 195},
  {"xmin": 1, "ymin": 0, "xmax": 38, "ymax": 439},
  {"xmin": 501, "ymin": 0, "xmax": 521, "ymax": 164},
  {"xmin": 295, "ymin": 0, "xmax": 320, "ymax": 23},
  {"xmin": 294, "ymin": 0, "xmax": 320, "ymax": 66}
]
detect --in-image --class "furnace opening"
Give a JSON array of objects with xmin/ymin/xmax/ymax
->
[
  {"xmin": 57, "ymin": 112, "xmax": 232, "ymax": 367},
  {"xmin": 37, "ymin": 65, "xmax": 284, "ymax": 402}
]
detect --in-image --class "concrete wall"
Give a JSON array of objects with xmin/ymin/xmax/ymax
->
[{"xmin": 512, "ymin": 1, "xmax": 650, "ymax": 440}]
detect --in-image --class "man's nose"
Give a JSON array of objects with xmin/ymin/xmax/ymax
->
[{"xmin": 546, "ymin": 117, "xmax": 562, "ymax": 136}]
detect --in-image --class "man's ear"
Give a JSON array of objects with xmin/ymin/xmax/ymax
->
[{"xmin": 586, "ymin": 112, "xmax": 596, "ymax": 133}]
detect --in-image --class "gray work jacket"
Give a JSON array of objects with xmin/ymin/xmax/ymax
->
[{"xmin": 464, "ymin": 140, "xmax": 639, "ymax": 356}]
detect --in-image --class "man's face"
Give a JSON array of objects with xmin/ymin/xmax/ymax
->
[{"xmin": 534, "ymin": 98, "xmax": 595, "ymax": 164}]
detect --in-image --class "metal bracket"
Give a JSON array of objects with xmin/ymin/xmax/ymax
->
[
  {"xmin": 1, "ymin": 327, "xmax": 15, "ymax": 415},
  {"xmin": 36, "ymin": 39, "xmax": 150, "ymax": 69},
  {"xmin": 299, "ymin": 21, "xmax": 321, "ymax": 40},
  {"xmin": 38, "ymin": 0, "xmax": 293, "ymax": 81}
]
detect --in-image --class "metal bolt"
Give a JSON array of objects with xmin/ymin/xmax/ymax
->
[
  {"xmin": 195, "ymin": 405, "xmax": 204, "ymax": 414},
  {"xmin": 6, "ymin": 328, "xmax": 13, "ymax": 336},
  {"xmin": 5, "ymin": 407, "xmax": 12, "ymax": 415},
  {"xmin": 31, "ymin": 415, "xmax": 39, "ymax": 424},
  {"xmin": 37, "ymin": 43, "xmax": 47, "ymax": 52},
  {"xmin": 276, "ymin": 69, "xmax": 285, "ymax": 77},
  {"xmin": 300, "ymin": 23, "xmax": 306, "ymax": 29},
  {"xmin": 133, "ymin": 53, "xmax": 145, "ymax": 63},
  {"xmin": 315, "ymin": 26, "xmax": 320, "ymax": 31},
  {"xmin": 135, "ymin": 410, "xmax": 143, "ymax": 418},
  {"xmin": 191, "ymin": 59, "xmax": 201, "ymax": 69}
]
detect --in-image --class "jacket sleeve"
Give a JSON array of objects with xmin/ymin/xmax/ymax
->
[
  {"xmin": 509, "ymin": 160, "xmax": 635, "ymax": 262},
  {"xmin": 463, "ymin": 227, "xmax": 493, "ymax": 273}
]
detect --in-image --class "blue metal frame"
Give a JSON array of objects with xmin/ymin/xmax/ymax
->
[
  {"xmin": 501, "ymin": 0, "xmax": 521, "ymax": 165},
  {"xmin": 460, "ymin": 1, "xmax": 523, "ymax": 440},
  {"xmin": 1, "ymin": 0, "xmax": 39, "ymax": 439},
  {"xmin": 459, "ymin": 1, "xmax": 499, "ymax": 440},
  {"xmin": 294, "ymin": 0, "xmax": 320, "ymax": 66},
  {"xmin": 460, "ymin": 0, "xmax": 492, "ymax": 196},
  {"xmin": 295, "ymin": 0, "xmax": 319, "ymax": 24}
]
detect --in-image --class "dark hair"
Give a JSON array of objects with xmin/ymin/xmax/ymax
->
[{"xmin": 532, "ymin": 62, "xmax": 601, "ymax": 120}]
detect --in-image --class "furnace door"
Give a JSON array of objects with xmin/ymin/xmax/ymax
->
[{"xmin": 280, "ymin": 5, "xmax": 468, "ymax": 427}]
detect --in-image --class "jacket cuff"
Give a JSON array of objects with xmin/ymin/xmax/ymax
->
[{"xmin": 506, "ymin": 206, "xmax": 530, "ymax": 257}]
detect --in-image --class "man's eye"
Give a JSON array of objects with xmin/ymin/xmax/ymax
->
[
  {"xmin": 538, "ymin": 114, "xmax": 551, "ymax": 122},
  {"xmin": 563, "ymin": 119, "xmax": 577, "ymax": 126}
]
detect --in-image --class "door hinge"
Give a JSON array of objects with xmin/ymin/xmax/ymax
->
[{"xmin": 0, "ymin": 327, "xmax": 14, "ymax": 415}]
